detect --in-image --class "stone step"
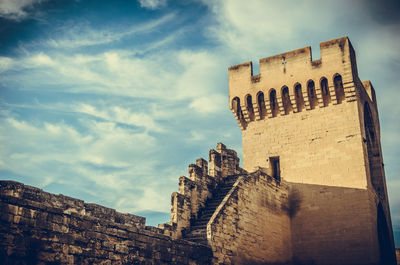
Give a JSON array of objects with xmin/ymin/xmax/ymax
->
[
  {"xmin": 215, "ymin": 186, "xmax": 232, "ymax": 192},
  {"xmin": 206, "ymin": 201, "xmax": 222, "ymax": 207},
  {"xmin": 206, "ymin": 203, "xmax": 221, "ymax": 209},
  {"xmin": 183, "ymin": 175, "xmax": 241, "ymax": 243},
  {"xmin": 186, "ymin": 234, "xmax": 206, "ymax": 240},
  {"xmin": 187, "ymin": 229, "xmax": 206, "ymax": 236},
  {"xmin": 213, "ymin": 194, "xmax": 226, "ymax": 198},
  {"xmin": 223, "ymin": 178, "xmax": 239, "ymax": 184},
  {"xmin": 217, "ymin": 185, "xmax": 234, "ymax": 192},
  {"xmin": 190, "ymin": 224, "xmax": 206, "ymax": 230},
  {"xmin": 210, "ymin": 195, "xmax": 227, "ymax": 201},
  {"xmin": 193, "ymin": 212, "xmax": 215, "ymax": 224},
  {"xmin": 198, "ymin": 211, "xmax": 214, "ymax": 218},
  {"xmin": 185, "ymin": 238, "xmax": 208, "ymax": 245},
  {"xmin": 211, "ymin": 193, "xmax": 229, "ymax": 199},
  {"xmin": 192, "ymin": 220, "xmax": 208, "ymax": 226},
  {"xmin": 212, "ymin": 195, "xmax": 228, "ymax": 199},
  {"xmin": 205, "ymin": 203, "xmax": 219, "ymax": 208},
  {"xmin": 200, "ymin": 209, "xmax": 217, "ymax": 215},
  {"xmin": 198, "ymin": 211, "xmax": 212, "ymax": 218}
]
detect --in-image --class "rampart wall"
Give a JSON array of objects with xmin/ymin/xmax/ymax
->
[
  {"xmin": 207, "ymin": 170, "xmax": 292, "ymax": 265},
  {"xmin": 0, "ymin": 181, "xmax": 212, "ymax": 265}
]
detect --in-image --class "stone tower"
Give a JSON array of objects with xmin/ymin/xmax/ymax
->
[{"xmin": 229, "ymin": 36, "xmax": 396, "ymax": 264}]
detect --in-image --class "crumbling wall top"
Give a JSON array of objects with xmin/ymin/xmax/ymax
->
[{"xmin": 0, "ymin": 180, "xmax": 146, "ymax": 229}]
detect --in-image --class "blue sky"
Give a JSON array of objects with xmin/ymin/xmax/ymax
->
[{"xmin": 0, "ymin": 0, "xmax": 399, "ymax": 245}]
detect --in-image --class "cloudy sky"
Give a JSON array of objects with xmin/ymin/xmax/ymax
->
[{"xmin": 0, "ymin": 0, "xmax": 399, "ymax": 245}]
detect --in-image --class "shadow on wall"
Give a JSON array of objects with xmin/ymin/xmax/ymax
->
[
  {"xmin": 287, "ymin": 188, "xmax": 302, "ymax": 218},
  {"xmin": 288, "ymin": 182, "xmax": 396, "ymax": 265}
]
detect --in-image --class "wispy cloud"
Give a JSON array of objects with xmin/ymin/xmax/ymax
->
[
  {"xmin": 0, "ymin": 115, "xmax": 172, "ymax": 212},
  {"xmin": 0, "ymin": 56, "xmax": 14, "ymax": 73},
  {"xmin": 138, "ymin": 0, "xmax": 167, "ymax": 10},
  {"xmin": 0, "ymin": 0, "xmax": 46, "ymax": 20},
  {"xmin": 1, "ymin": 47, "xmax": 227, "ymax": 114},
  {"xmin": 76, "ymin": 103, "xmax": 165, "ymax": 132},
  {"xmin": 45, "ymin": 13, "xmax": 175, "ymax": 49}
]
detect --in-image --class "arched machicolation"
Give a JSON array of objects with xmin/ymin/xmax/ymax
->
[
  {"xmin": 257, "ymin": 92, "xmax": 266, "ymax": 120},
  {"xmin": 230, "ymin": 74, "xmax": 350, "ymax": 129},
  {"xmin": 269, "ymin": 89, "xmax": 279, "ymax": 118}
]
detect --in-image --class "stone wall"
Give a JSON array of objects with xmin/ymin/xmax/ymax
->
[
  {"xmin": 229, "ymin": 37, "xmax": 367, "ymax": 189},
  {"xmin": 207, "ymin": 170, "xmax": 292, "ymax": 265},
  {"xmin": 227, "ymin": 36, "xmax": 396, "ymax": 264},
  {"xmin": 241, "ymin": 100, "xmax": 366, "ymax": 189},
  {"xmin": 289, "ymin": 183, "xmax": 382, "ymax": 265},
  {"xmin": 0, "ymin": 181, "xmax": 212, "ymax": 265},
  {"xmin": 161, "ymin": 142, "xmax": 245, "ymax": 239}
]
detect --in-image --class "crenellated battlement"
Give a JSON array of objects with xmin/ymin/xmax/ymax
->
[
  {"xmin": 228, "ymin": 36, "xmax": 364, "ymax": 130},
  {"xmin": 161, "ymin": 143, "xmax": 246, "ymax": 239}
]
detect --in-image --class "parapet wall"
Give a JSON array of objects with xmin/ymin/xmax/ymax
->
[
  {"xmin": 1, "ymin": 180, "xmax": 146, "ymax": 229},
  {"xmin": 207, "ymin": 170, "xmax": 292, "ymax": 265},
  {"xmin": 0, "ymin": 181, "xmax": 212, "ymax": 265}
]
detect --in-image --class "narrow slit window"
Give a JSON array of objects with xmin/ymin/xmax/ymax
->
[
  {"xmin": 270, "ymin": 89, "xmax": 279, "ymax": 117},
  {"xmin": 257, "ymin": 92, "xmax": 266, "ymax": 120},
  {"xmin": 307, "ymin": 80, "xmax": 318, "ymax": 109},
  {"xmin": 281, "ymin": 86, "xmax": 292, "ymax": 115},
  {"xmin": 246, "ymin": 94, "xmax": 255, "ymax": 121},
  {"xmin": 320, "ymin": 77, "xmax": 331, "ymax": 107},
  {"xmin": 295, "ymin": 83, "xmax": 305, "ymax": 112},
  {"xmin": 232, "ymin": 97, "xmax": 245, "ymax": 126},
  {"xmin": 334, "ymin": 74, "xmax": 345, "ymax": 104}
]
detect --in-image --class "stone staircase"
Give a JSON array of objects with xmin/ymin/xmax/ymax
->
[{"xmin": 184, "ymin": 175, "xmax": 241, "ymax": 245}]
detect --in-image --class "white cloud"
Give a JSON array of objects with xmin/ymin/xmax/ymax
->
[
  {"xmin": 0, "ymin": 115, "xmax": 166, "ymax": 212},
  {"xmin": 189, "ymin": 95, "xmax": 225, "ymax": 114},
  {"xmin": 29, "ymin": 52, "xmax": 55, "ymax": 66},
  {"xmin": 0, "ymin": 57, "xmax": 14, "ymax": 73},
  {"xmin": 0, "ymin": 0, "xmax": 45, "ymax": 20},
  {"xmin": 76, "ymin": 103, "xmax": 165, "ymax": 133},
  {"xmin": 2, "ymin": 47, "xmax": 228, "ymax": 116},
  {"xmin": 46, "ymin": 13, "xmax": 175, "ymax": 49},
  {"xmin": 201, "ymin": 0, "xmax": 336, "ymax": 56},
  {"xmin": 138, "ymin": 0, "xmax": 167, "ymax": 10}
]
